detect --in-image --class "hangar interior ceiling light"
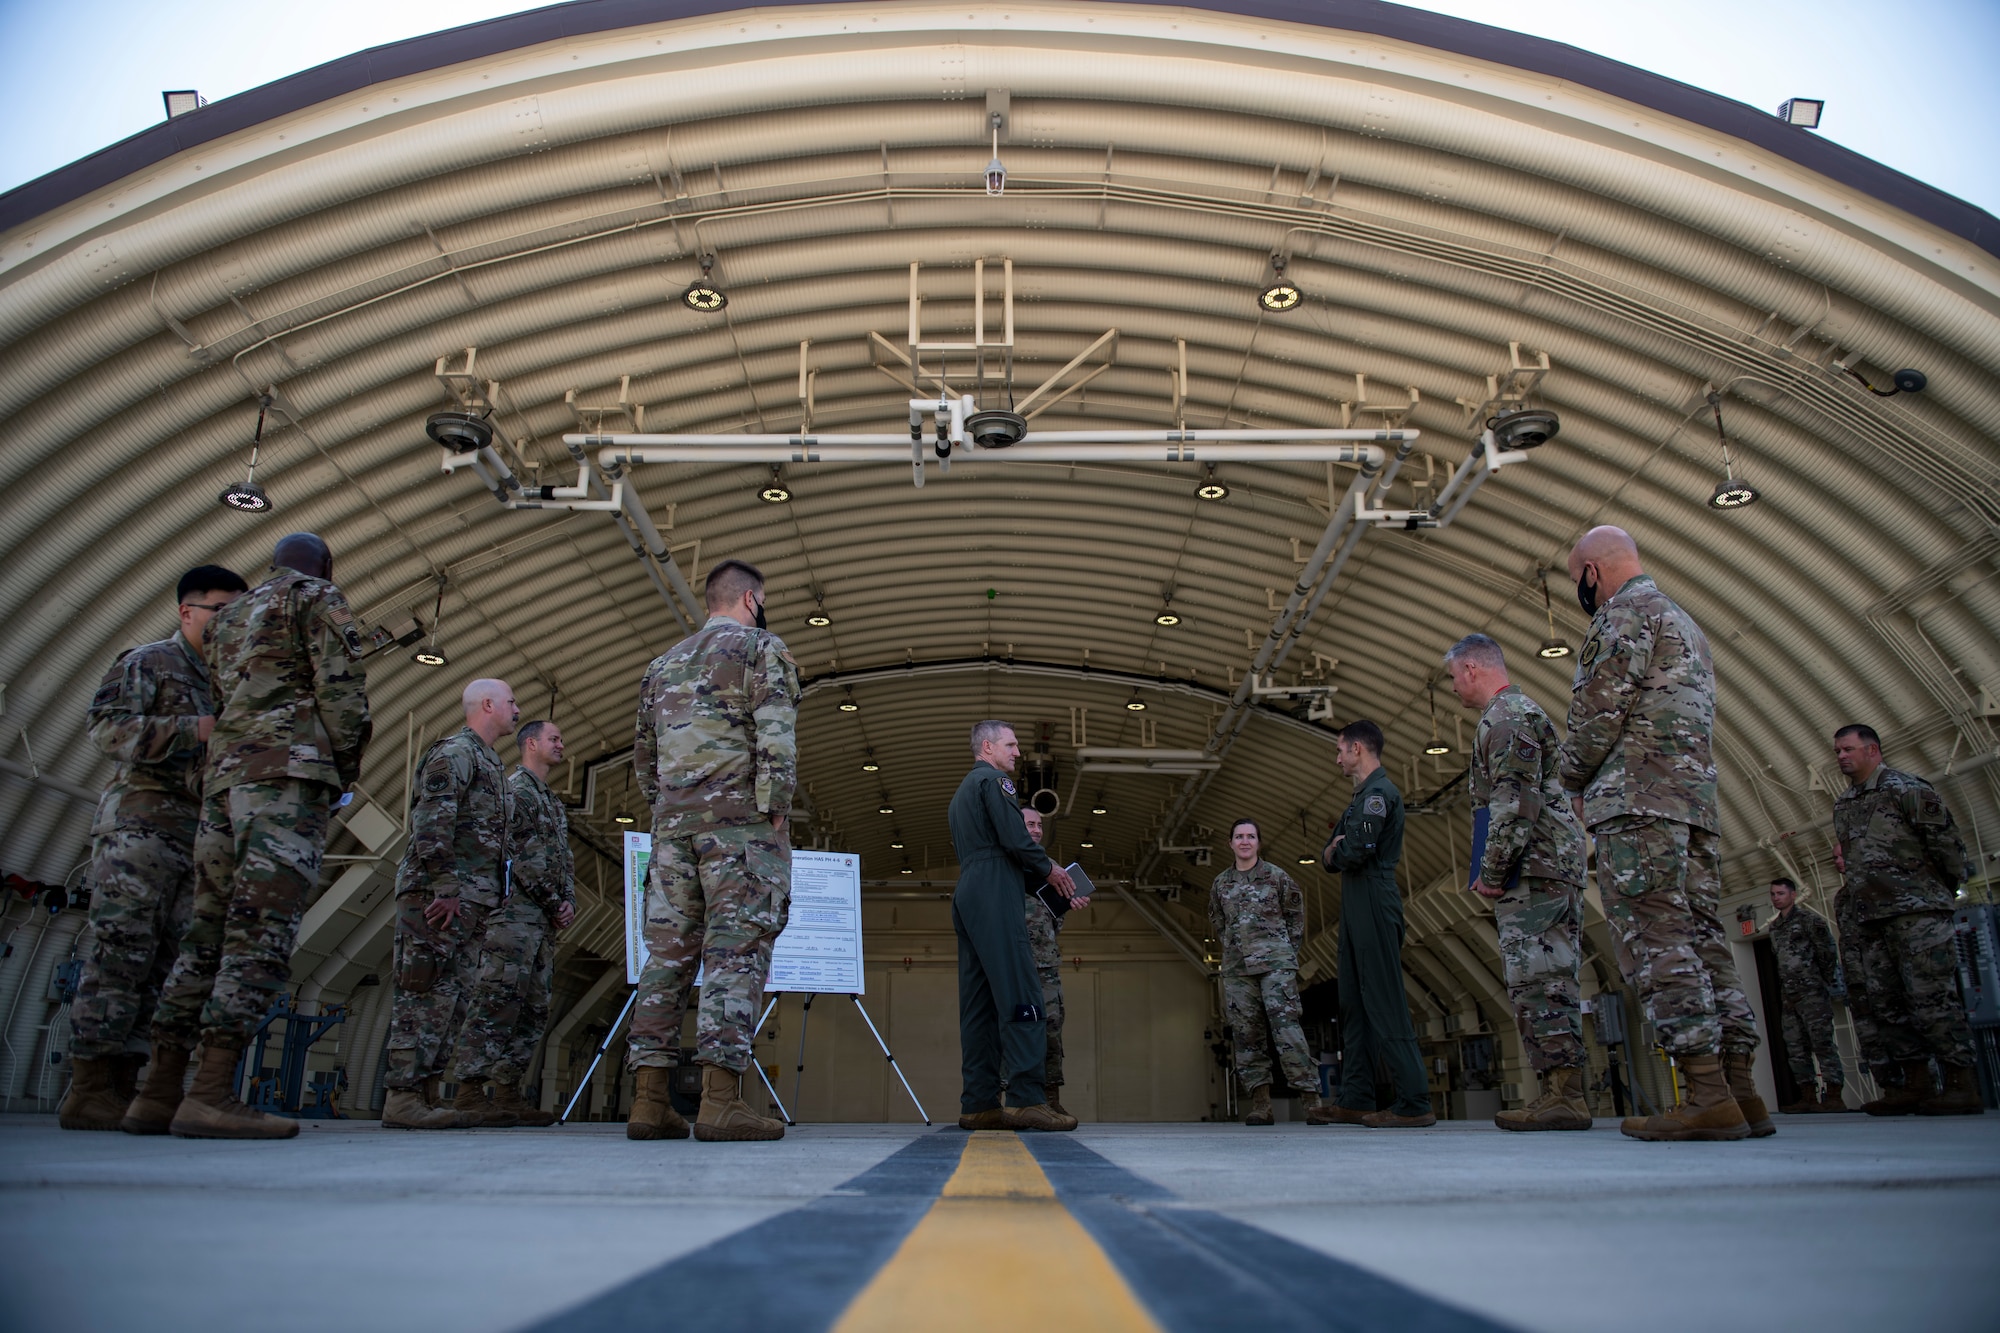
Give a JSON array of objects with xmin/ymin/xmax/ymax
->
[
  {"xmin": 1195, "ymin": 465, "xmax": 1230, "ymax": 501},
  {"xmin": 807, "ymin": 592, "xmax": 831, "ymax": 627},
  {"xmin": 220, "ymin": 397, "xmax": 274, "ymax": 513},
  {"xmin": 1424, "ymin": 687, "xmax": 1452, "ymax": 755},
  {"xmin": 1125, "ymin": 694, "xmax": 1148, "ymax": 712},
  {"xmin": 759, "ymin": 466, "xmax": 791, "ymax": 504},
  {"xmin": 1537, "ymin": 575, "xmax": 1572, "ymax": 659},
  {"xmin": 1704, "ymin": 392, "xmax": 1760, "ymax": 511},
  {"xmin": 681, "ymin": 253, "xmax": 726, "ymax": 311},
  {"xmin": 1258, "ymin": 253, "xmax": 1301, "ymax": 313},
  {"xmin": 411, "ymin": 579, "xmax": 450, "ymax": 667}
]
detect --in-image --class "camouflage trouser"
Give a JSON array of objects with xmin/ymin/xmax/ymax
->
[
  {"xmin": 628, "ymin": 822, "xmax": 789, "ymax": 1075},
  {"xmin": 1779, "ymin": 986, "xmax": 1844, "ymax": 1088},
  {"xmin": 449, "ymin": 899, "xmax": 556, "ymax": 1085},
  {"xmin": 152, "ymin": 781, "xmax": 333, "ymax": 1049},
  {"xmin": 1494, "ymin": 875, "xmax": 1585, "ymax": 1072},
  {"xmin": 1026, "ymin": 899, "xmax": 1066, "ymax": 1089},
  {"xmin": 1223, "ymin": 968, "xmax": 1318, "ymax": 1093},
  {"xmin": 1836, "ymin": 905, "xmax": 1974, "ymax": 1070},
  {"xmin": 1594, "ymin": 815, "xmax": 1757, "ymax": 1059},
  {"xmin": 70, "ymin": 807, "xmax": 199, "ymax": 1058},
  {"xmin": 384, "ymin": 894, "xmax": 491, "ymax": 1089}
]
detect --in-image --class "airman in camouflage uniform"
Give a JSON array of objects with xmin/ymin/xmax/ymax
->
[
  {"xmin": 59, "ymin": 566, "xmax": 245, "ymax": 1132},
  {"xmin": 381, "ymin": 678, "xmax": 518, "ymax": 1130},
  {"xmin": 140, "ymin": 534, "xmax": 372, "ymax": 1141},
  {"xmin": 1765, "ymin": 877, "xmax": 1846, "ymax": 1112},
  {"xmin": 449, "ymin": 719, "xmax": 576, "ymax": 1128},
  {"xmin": 1018, "ymin": 806, "xmax": 1086, "ymax": 1114},
  {"xmin": 1445, "ymin": 634, "xmax": 1591, "ymax": 1131},
  {"xmin": 1830, "ymin": 724, "xmax": 1980, "ymax": 1116},
  {"xmin": 1210, "ymin": 820, "xmax": 1327, "ymax": 1125},
  {"xmin": 626, "ymin": 560, "xmax": 798, "ymax": 1143},
  {"xmin": 1560, "ymin": 526, "xmax": 1763, "ymax": 1141}
]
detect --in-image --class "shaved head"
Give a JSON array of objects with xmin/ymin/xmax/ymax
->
[
  {"xmin": 462, "ymin": 678, "xmax": 520, "ymax": 746},
  {"xmin": 463, "ymin": 678, "xmax": 511, "ymax": 712},
  {"xmin": 272, "ymin": 532, "xmax": 332, "ymax": 581},
  {"xmin": 1567, "ymin": 525, "xmax": 1639, "ymax": 578}
]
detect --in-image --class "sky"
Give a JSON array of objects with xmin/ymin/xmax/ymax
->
[{"xmin": 0, "ymin": 0, "xmax": 1995, "ymax": 215}]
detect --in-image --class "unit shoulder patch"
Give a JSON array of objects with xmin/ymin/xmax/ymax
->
[
  {"xmin": 1001, "ymin": 778, "xmax": 1017, "ymax": 796},
  {"xmin": 1364, "ymin": 793, "xmax": 1387, "ymax": 816}
]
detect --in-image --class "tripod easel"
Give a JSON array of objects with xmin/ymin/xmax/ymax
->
[
  {"xmin": 558, "ymin": 988, "xmax": 796, "ymax": 1125},
  {"xmin": 760, "ymin": 991, "xmax": 931, "ymax": 1126}
]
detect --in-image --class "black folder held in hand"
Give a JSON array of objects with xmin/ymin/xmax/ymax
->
[{"xmin": 1036, "ymin": 862, "xmax": 1095, "ymax": 917}]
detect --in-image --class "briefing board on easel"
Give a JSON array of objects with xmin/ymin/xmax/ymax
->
[{"xmin": 621, "ymin": 833, "xmax": 864, "ymax": 992}]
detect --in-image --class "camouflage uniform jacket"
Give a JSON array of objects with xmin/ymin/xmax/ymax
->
[
  {"xmin": 1833, "ymin": 766, "xmax": 1970, "ymax": 922},
  {"xmin": 1558, "ymin": 574, "xmax": 1717, "ymax": 833},
  {"xmin": 395, "ymin": 726, "xmax": 511, "ymax": 907},
  {"xmin": 1769, "ymin": 904, "xmax": 1841, "ymax": 998},
  {"xmin": 507, "ymin": 765, "xmax": 575, "ymax": 917},
  {"xmin": 1470, "ymin": 685, "xmax": 1587, "ymax": 887},
  {"xmin": 86, "ymin": 630, "xmax": 214, "ymax": 824},
  {"xmin": 635, "ymin": 614, "xmax": 800, "ymax": 836},
  {"xmin": 201, "ymin": 568, "xmax": 372, "ymax": 793},
  {"xmin": 1207, "ymin": 860, "xmax": 1304, "ymax": 976}
]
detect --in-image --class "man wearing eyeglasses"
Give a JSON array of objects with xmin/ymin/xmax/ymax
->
[{"xmin": 59, "ymin": 565, "xmax": 247, "ymax": 1132}]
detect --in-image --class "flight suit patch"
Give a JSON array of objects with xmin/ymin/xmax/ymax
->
[
  {"xmin": 1364, "ymin": 794, "xmax": 1387, "ymax": 817},
  {"xmin": 1001, "ymin": 779, "xmax": 1016, "ymax": 796},
  {"xmin": 1009, "ymin": 1003, "xmax": 1043, "ymax": 1023}
]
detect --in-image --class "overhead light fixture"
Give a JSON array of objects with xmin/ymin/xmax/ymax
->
[
  {"xmin": 878, "ymin": 805, "xmax": 894, "ymax": 815},
  {"xmin": 759, "ymin": 466, "xmax": 791, "ymax": 504},
  {"xmin": 1125, "ymin": 694, "xmax": 1148, "ymax": 712},
  {"xmin": 1424, "ymin": 687, "xmax": 1452, "ymax": 756},
  {"xmin": 614, "ymin": 813, "xmax": 635, "ymax": 825},
  {"xmin": 1155, "ymin": 604, "xmax": 1181, "ymax": 627},
  {"xmin": 837, "ymin": 692, "xmax": 859, "ymax": 713},
  {"xmin": 1195, "ymin": 465, "xmax": 1229, "ymax": 502},
  {"xmin": 1488, "ymin": 408, "xmax": 1560, "ymax": 452},
  {"xmin": 682, "ymin": 253, "xmax": 726, "ymax": 311},
  {"xmin": 890, "ymin": 840, "xmax": 904, "ymax": 849},
  {"xmin": 900, "ymin": 865, "xmax": 914, "ymax": 875},
  {"xmin": 1258, "ymin": 253, "xmax": 1301, "ymax": 313},
  {"xmin": 1536, "ymin": 574, "xmax": 1572, "ymax": 659},
  {"xmin": 1298, "ymin": 855, "xmax": 1316, "ymax": 865},
  {"xmin": 1703, "ymin": 391, "xmax": 1760, "ymax": 511},
  {"xmin": 806, "ymin": 592, "xmax": 831, "ymax": 627},
  {"xmin": 426, "ymin": 408, "xmax": 493, "ymax": 454},
  {"xmin": 220, "ymin": 397, "xmax": 275, "ymax": 513},
  {"xmin": 1776, "ymin": 98, "xmax": 1824, "ymax": 129},
  {"xmin": 411, "ymin": 578, "xmax": 450, "ymax": 667},
  {"xmin": 1091, "ymin": 805, "xmax": 1107, "ymax": 815},
  {"xmin": 984, "ymin": 111, "xmax": 1007, "ymax": 196},
  {"xmin": 967, "ymin": 408, "xmax": 1027, "ymax": 447},
  {"xmin": 861, "ymin": 750, "xmax": 880, "ymax": 772},
  {"xmin": 1079, "ymin": 841, "xmax": 1094, "ymax": 849}
]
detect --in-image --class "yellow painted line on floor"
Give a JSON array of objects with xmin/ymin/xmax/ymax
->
[{"xmin": 831, "ymin": 1133, "xmax": 1163, "ymax": 1333}]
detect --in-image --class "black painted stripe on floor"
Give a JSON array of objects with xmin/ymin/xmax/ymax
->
[
  {"xmin": 1026, "ymin": 1137, "xmax": 1520, "ymax": 1333},
  {"xmin": 526, "ymin": 1133, "xmax": 964, "ymax": 1333}
]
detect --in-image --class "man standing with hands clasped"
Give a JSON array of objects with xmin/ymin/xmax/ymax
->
[
  {"xmin": 1019, "ymin": 805, "xmax": 1087, "ymax": 1117},
  {"xmin": 949, "ymin": 721, "xmax": 1077, "ymax": 1132},
  {"xmin": 1446, "ymin": 633, "xmax": 1592, "ymax": 1131}
]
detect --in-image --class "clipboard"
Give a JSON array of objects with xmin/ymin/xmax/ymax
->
[{"xmin": 1469, "ymin": 809, "xmax": 1522, "ymax": 892}]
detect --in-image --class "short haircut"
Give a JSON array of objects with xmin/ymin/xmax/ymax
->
[
  {"xmin": 1769, "ymin": 876, "xmax": 1798, "ymax": 892},
  {"xmin": 1229, "ymin": 818, "xmax": 1261, "ymax": 840},
  {"xmin": 517, "ymin": 720, "xmax": 556, "ymax": 748},
  {"xmin": 177, "ymin": 565, "xmax": 247, "ymax": 602},
  {"xmin": 970, "ymin": 719, "xmax": 1014, "ymax": 758},
  {"xmin": 704, "ymin": 559, "xmax": 764, "ymax": 611},
  {"xmin": 1834, "ymin": 723, "xmax": 1881, "ymax": 748},
  {"xmin": 1339, "ymin": 718, "xmax": 1385, "ymax": 757},
  {"xmin": 1443, "ymin": 633, "xmax": 1506, "ymax": 672}
]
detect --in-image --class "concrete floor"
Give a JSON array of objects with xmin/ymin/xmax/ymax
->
[{"xmin": 0, "ymin": 1113, "xmax": 1994, "ymax": 1333}]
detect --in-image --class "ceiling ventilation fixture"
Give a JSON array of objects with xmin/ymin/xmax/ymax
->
[
  {"xmin": 1258, "ymin": 254, "xmax": 1302, "ymax": 313},
  {"xmin": 682, "ymin": 254, "xmax": 726, "ymax": 312},
  {"xmin": 1424, "ymin": 687, "xmax": 1452, "ymax": 756},
  {"xmin": 1776, "ymin": 98, "xmax": 1824, "ymax": 128},
  {"xmin": 1195, "ymin": 466, "xmax": 1229, "ymax": 502},
  {"xmin": 984, "ymin": 111, "xmax": 1007, "ymax": 196},
  {"xmin": 411, "ymin": 578, "xmax": 450, "ymax": 667},
  {"xmin": 1703, "ymin": 391, "xmax": 1760, "ymax": 511},
  {"xmin": 1537, "ymin": 574, "xmax": 1573, "ymax": 659},
  {"xmin": 426, "ymin": 408, "xmax": 494, "ymax": 453},
  {"xmin": 220, "ymin": 396, "xmax": 276, "ymax": 513},
  {"xmin": 758, "ymin": 466, "xmax": 791, "ymax": 504},
  {"xmin": 967, "ymin": 408, "xmax": 1028, "ymax": 447}
]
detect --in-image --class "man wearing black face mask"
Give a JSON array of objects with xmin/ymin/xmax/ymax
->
[{"xmin": 1560, "ymin": 526, "xmax": 1763, "ymax": 1143}]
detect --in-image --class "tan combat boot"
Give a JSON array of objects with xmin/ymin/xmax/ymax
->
[
  {"xmin": 1010, "ymin": 1102, "xmax": 1078, "ymax": 1132},
  {"xmin": 112, "ymin": 1052, "xmax": 146, "ymax": 1103},
  {"xmin": 489, "ymin": 1080, "xmax": 558, "ymax": 1127},
  {"xmin": 957, "ymin": 1107, "xmax": 1012, "ymax": 1130},
  {"xmin": 120, "ymin": 1042, "xmax": 191, "ymax": 1135},
  {"xmin": 58, "ymin": 1056, "xmax": 128, "ymax": 1131},
  {"xmin": 1778, "ymin": 1085, "xmax": 1821, "ymax": 1115},
  {"xmin": 1917, "ymin": 1063, "xmax": 1985, "ymax": 1116},
  {"xmin": 169, "ymin": 1042, "xmax": 298, "ymax": 1140},
  {"xmin": 1243, "ymin": 1084, "xmax": 1275, "ymax": 1126},
  {"xmin": 1304, "ymin": 1089, "xmax": 1344, "ymax": 1126},
  {"xmin": 1495, "ymin": 1066, "xmax": 1593, "ymax": 1131},
  {"xmin": 381, "ymin": 1085, "xmax": 469, "ymax": 1129},
  {"xmin": 1046, "ymin": 1086, "xmax": 1068, "ymax": 1118},
  {"xmin": 1862, "ymin": 1059, "xmax": 1931, "ymax": 1116},
  {"xmin": 452, "ymin": 1075, "xmax": 521, "ymax": 1128},
  {"xmin": 1722, "ymin": 1053, "xmax": 1776, "ymax": 1137},
  {"xmin": 693, "ymin": 1065, "xmax": 785, "ymax": 1141},
  {"xmin": 1620, "ymin": 1055, "xmax": 1749, "ymax": 1141},
  {"xmin": 1296, "ymin": 1087, "xmax": 1331, "ymax": 1126},
  {"xmin": 1817, "ymin": 1085, "xmax": 1848, "ymax": 1112},
  {"xmin": 627, "ymin": 1067, "xmax": 691, "ymax": 1140}
]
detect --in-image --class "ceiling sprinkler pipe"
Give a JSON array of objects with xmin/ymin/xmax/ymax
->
[{"xmin": 593, "ymin": 441, "xmax": 1400, "ymax": 466}]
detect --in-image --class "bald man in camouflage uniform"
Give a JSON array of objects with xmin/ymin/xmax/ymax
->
[
  {"xmin": 1561, "ymin": 526, "xmax": 1763, "ymax": 1142},
  {"xmin": 625, "ymin": 559, "xmax": 799, "ymax": 1143},
  {"xmin": 449, "ymin": 719, "xmax": 576, "ymax": 1127},
  {"xmin": 1765, "ymin": 877, "xmax": 1847, "ymax": 1113},
  {"xmin": 1830, "ymin": 723, "xmax": 1981, "ymax": 1116},
  {"xmin": 137, "ymin": 534, "xmax": 372, "ymax": 1140},
  {"xmin": 381, "ymin": 678, "xmax": 519, "ymax": 1130},
  {"xmin": 1210, "ymin": 819, "xmax": 1329, "ymax": 1126},
  {"xmin": 60, "ymin": 566, "xmax": 245, "ymax": 1131},
  {"xmin": 1446, "ymin": 633, "xmax": 1591, "ymax": 1131}
]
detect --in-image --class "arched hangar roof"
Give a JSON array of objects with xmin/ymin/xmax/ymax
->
[{"xmin": 2, "ymin": 0, "xmax": 1996, "ymax": 972}]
